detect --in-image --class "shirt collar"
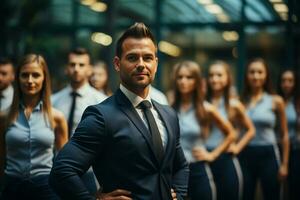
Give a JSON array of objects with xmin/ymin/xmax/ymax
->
[
  {"xmin": 120, "ymin": 84, "xmax": 152, "ymax": 108},
  {"xmin": 20, "ymin": 100, "xmax": 43, "ymax": 111},
  {"xmin": 68, "ymin": 82, "xmax": 91, "ymax": 97}
]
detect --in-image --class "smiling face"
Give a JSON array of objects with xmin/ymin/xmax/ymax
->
[
  {"xmin": 19, "ymin": 61, "xmax": 44, "ymax": 97},
  {"xmin": 114, "ymin": 37, "xmax": 158, "ymax": 94},
  {"xmin": 208, "ymin": 64, "xmax": 229, "ymax": 93},
  {"xmin": 246, "ymin": 61, "xmax": 267, "ymax": 90},
  {"xmin": 280, "ymin": 70, "xmax": 295, "ymax": 97}
]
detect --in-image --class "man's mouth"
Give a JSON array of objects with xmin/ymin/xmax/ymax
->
[{"xmin": 134, "ymin": 73, "xmax": 148, "ymax": 76}]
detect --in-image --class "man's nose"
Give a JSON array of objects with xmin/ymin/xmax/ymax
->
[
  {"xmin": 74, "ymin": 64, "xmax": 80, "ymax": 71},
  {"xmin": 136, "ymin": 57, "xmax": 145, "ymax": 67}
]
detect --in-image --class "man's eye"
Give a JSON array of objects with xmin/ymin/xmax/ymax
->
[
  {"xmin": 144, "ymin": 56, "xmax": 153, "ymax": 61},
  {"xmin": 127, "ymin": 56, "xmax": 137, "ymax": 61}
]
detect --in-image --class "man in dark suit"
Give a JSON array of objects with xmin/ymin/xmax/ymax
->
[{"xmin": 49, "ymin": 22, "xmax": 189, "ymax": 200}]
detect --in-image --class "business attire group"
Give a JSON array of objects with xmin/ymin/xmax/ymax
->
[{"xmin": 1, "ymin": 24, "xmax": 299, "ymax": 200}]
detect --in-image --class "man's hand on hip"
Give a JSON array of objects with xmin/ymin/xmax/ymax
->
[{"xmin": 96, "ymin": 189, "xmax": 132, "ymax": 200}]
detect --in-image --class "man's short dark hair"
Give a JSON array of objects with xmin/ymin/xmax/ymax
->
[
  {"xmin": 116, "ymin": 22, "xmax": 157, "ymax": 58},
  {"xmin": 68, "ymin": 47, "xmax": 91, "ymax": 64},
  {"xmin": 0, "ymin": 57, "xmax": 13, "ymax": 66}
]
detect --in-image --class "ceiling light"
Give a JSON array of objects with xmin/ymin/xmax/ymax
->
[
  {"xmin": 273, "ymin": 3, "xmax": 288, "ymax": 13},
  {"xmin": 80, "ymin": 0, "xmax": 96, "ymax": 6},
  {"xmin": 91, "ymin": 32, "xmax": 112, "ymax": 46},
  {"xmin": 222, "ymin": 31, "xmax": 239, "ymax": 42},
  {"xmin": 269, "ymin": 0, "xmax": 282, "ymax": 3},
  {"xmin": 217, "ymin": 13, "xmax": 230, "ymax": 22},
  {"xmin": 205, "ymin": 4, "xmax": 223, "ymax": 14},
  {"xmin": 158, "ymin": 41, "xmax": 181, "ymax": 57},
  {"xmin": 197, "ymin": 0, "xmax": 213, "ymax": 5},
  {"xmin": 90, "ymin": 2, "xmax": 107, "ymax": 12},
  {"xmin": 279, "ymin": 12, "xmax": 288, "ymax": 21}
]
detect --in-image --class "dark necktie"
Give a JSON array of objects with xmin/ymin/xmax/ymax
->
[
  {"xmin": 139, "ymin": 100, "xmax": 164, "ymax": 162},
  {"xmin": 68, "ymin": 91, "xmax": 79, "ymax": 137}
]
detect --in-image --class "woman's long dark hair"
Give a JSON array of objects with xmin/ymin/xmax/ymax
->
[{"xmin": 277, "ymin": 69, "xmax": 300, "ymax": 132}]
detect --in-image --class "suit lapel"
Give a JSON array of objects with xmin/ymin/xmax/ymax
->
[
  {"xmin": 115, "ymin": 89, "xmax": 160, "ymax": 165},
  {"xmin": 152, "ymin": 101, "xmax": 174, "ymax": 164}
]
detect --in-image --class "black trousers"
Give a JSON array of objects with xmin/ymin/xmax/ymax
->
[
  {"xmin": 1, "ymin": 174, "xmax": 59, "ymax": 200},
  {"xmin": 238, "ymin": 145, "xmax": 281, "ymax": 200},
  {"xmin": 209, "ymin": 153, "xmax": 241, "ymax": 200},
  {"xmin": 288, "ymin": 147, "xmax": 300, "ymax": 200},
  {"xmin": 188, "ymin": 161, "xmax": 216, "ymax": 200}
]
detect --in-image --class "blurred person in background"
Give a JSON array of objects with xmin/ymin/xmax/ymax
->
[
  {"xmin": 172, "ymin": 60, "xmax": 235, "ymax": 200},
  {"xmin": 239, "ymin": 58, "xmax": 289, "ymax": 200},
  {"xmin": 167, "ymin": 63, "xmax": 206, "ymax": 106},
  {"xmin": 206, "ymin": 60, "xmax": 255, "ymax": 200},
  {"xmin": 0, "ymin": 54, "xmax": 68, "ymax": 199},
  {"xmin": 52, "ymin": 47, "xmax": 107, "ymax": 195},
  {"xmin": 0, "ymin": 57, "xmax": 14, "ymax": 112},
  {"xmin": 89, "ymin": 61, "xmax": 112, "ymax": 96},
  {"xmin": 278, "ymin": 69, "xmax": 300, "ymax": 200},
  {"xmin": 150, "ymin": 85, "xmax": 169, "ymax": 105}
]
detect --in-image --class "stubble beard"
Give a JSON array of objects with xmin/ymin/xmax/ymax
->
[{"xmin": 121, "ymin": 73, "xmax": 154, "ymax": 94}]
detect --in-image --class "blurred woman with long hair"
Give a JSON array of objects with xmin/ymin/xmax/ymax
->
[
  {"xmin": 239, "ymin": 58, "xmax": 289, "ymax": 200},
  {"xmin": 0, "ymin": 54, "xmax": 68, "ymax": 199},
  {"xmin": 89, "ymin": 61, "xmax": 112, "ymax": 96},
  {"xmin": 278, "ymin": 69, "xmax": 300, "ymax": 200},
  {"xmin": 206, "ymin": 60, "xmax": 255, "ymax": 200},
  {"xmin": 172, "ymin": 60, "xmax": 235, "ymax": 200}
]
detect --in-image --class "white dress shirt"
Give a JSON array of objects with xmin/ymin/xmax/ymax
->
[
  {"xmin": 52, "ymin": 83, "xmax": 107, "ymax": 135},
  {"xmin": 120, "ymin": 84, "xmax": 168, "ymax": 148},
  {"xmin": 0, "ymin": 85, "xmax": 14, "ymax": 112}
]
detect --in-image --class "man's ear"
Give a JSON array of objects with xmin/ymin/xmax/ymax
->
[
  {"xmin": 87, "ymin": 65, "xmax": 93, "ymax": 77},
  {"xmin": 113, "ymin": 56, "xmax": 120, "ymax": 72},
  {"xmin": 11, "ymin": 73, "xmax": 15, "ymax": 82},
  {"xmin": 154, "ymin": 56, "xmax": 158, "ymax": 73}
]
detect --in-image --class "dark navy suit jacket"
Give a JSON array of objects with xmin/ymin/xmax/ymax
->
[{"xmin": 49, "ymin": 89, "xmax": 189, "ymax": 200}]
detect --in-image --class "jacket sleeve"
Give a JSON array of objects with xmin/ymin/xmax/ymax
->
[
  {"xmin": 49, "ymin": 105, "xmax": 106, "ymax": 200},
  {"xmin": 172, "ymin": 113, "xmax": 189, "ymax": 199}
]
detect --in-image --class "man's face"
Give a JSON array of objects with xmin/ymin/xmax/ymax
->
[
  {"xmin": 0, "ymin": 63, "xmax": 14, "ymax": 91},
  {"xmin": 114, "ymin": 38, "xmax": 158, "ymax": 92},
  {"xmin": 66, "ymin": 53, "xmax": 91, "ymax": 85}
]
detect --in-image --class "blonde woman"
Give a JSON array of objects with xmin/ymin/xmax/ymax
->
[{"xmin": 0, "ymin": 54, "xmax": 68, "ymax": 199}]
